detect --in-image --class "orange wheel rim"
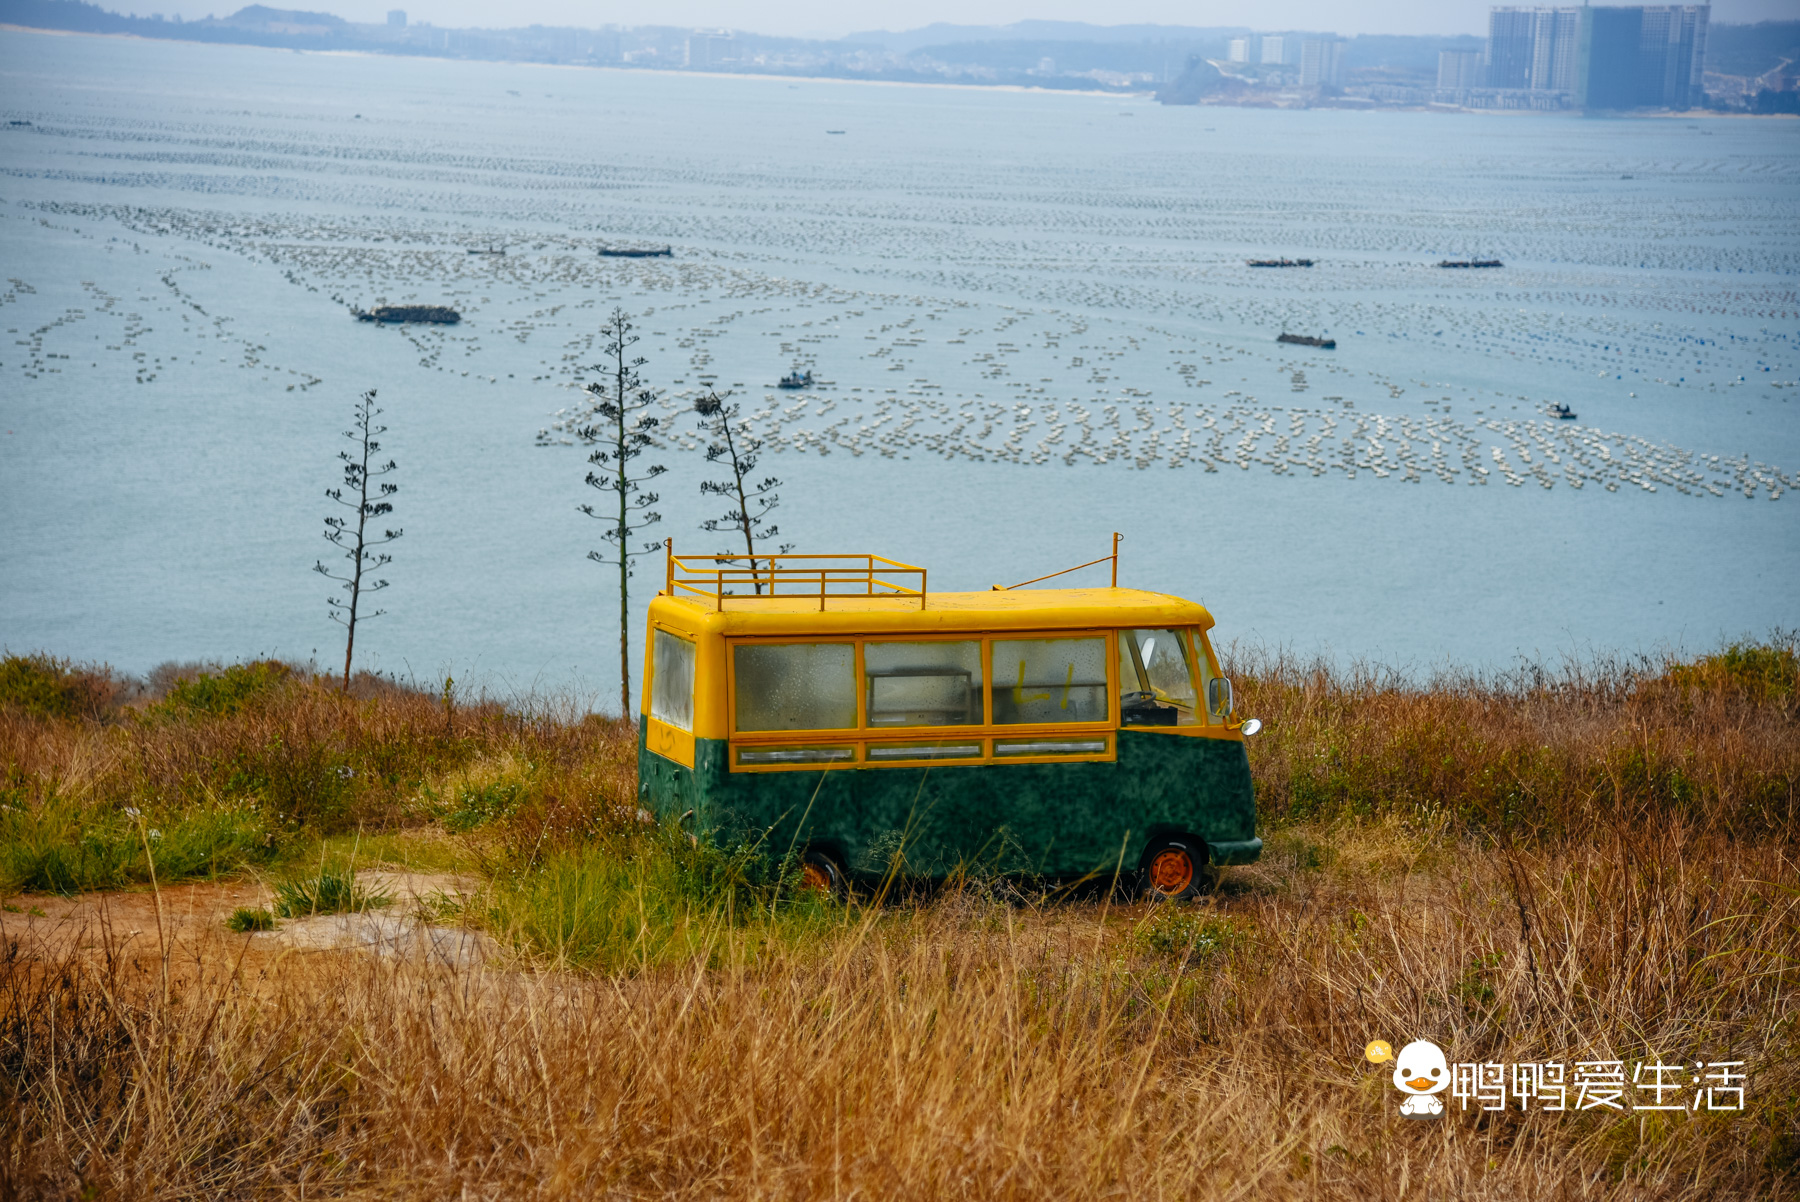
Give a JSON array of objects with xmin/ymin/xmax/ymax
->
[
  {"xmin": 1149, "ymin": 848, "xmax": 1194, "ymax": 895},
  {"xmin": 800, "ymin": 862, "xmax": 833, "ymax": 894}
]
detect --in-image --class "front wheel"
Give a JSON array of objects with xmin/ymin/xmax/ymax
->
[
  {"xmin": 798, "ymin": 848, "xmax": 849, "ymax": 902},
  {"xmin": 1141, "ymin": 836, "xmax": 1216, "ymax": 903}
]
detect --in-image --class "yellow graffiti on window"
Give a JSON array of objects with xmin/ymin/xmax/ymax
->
[{"xmin": 1013, "ymin": 660, "xmax": 1050, "ymax": 707}]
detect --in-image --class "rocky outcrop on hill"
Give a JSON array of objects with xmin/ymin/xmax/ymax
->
[{"xmin": 1156, "ymin": 55, "xmax": 1239, "ymax": 105}]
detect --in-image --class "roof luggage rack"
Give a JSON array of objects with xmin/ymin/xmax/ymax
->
[{"xmin": 664, "ymin": 542, "xmax": 926, "ymax": 611}]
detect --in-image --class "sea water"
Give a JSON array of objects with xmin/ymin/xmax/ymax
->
[{"xmin": 1, "ymin": 31, "xmax": 1796, "ymax": 706}]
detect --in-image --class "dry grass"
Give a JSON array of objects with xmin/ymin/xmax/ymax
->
[{"xmin": 1, "ymin": 643, "xmax": 1796, "ymax": 1198}]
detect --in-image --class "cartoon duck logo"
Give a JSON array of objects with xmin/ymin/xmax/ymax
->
[{"xmin": 1391, "ymin": 1040, "xmax": 1450, "ymax": 1118}]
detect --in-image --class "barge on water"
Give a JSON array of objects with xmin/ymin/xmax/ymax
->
[
  {"xmin": 354, "ymin": 305, "xmax": 461, "ymax": 325},
  {"xmin": 1277, "ymin": 333, "xmax": 1335, "ymax": 349},
  {"xmin": 600, "ymin": 245, "xmax": 674, "ymax": 258},
  {"xmin": 1437, "ymin": 259, "xmax": 1503, "ymax": 268},
  {"xmin": 1247, "ymin": 258, "xmax": 1314, "ymax": 267}
]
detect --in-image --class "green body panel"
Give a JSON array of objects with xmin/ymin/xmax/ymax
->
[{"xmin": 637, "ymin": 728, "xmax": 1260, "ymax": 879}]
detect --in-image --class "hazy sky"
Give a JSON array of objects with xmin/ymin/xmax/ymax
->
[{"xmin": 138, "ymin": 0, "xmax": 1792, "ymax": 39}]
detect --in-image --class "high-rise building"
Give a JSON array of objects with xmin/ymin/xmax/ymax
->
[
  {"xmin": 1532, "ymin": 6, "xmax": 1583, "ymax": 92},
  {"xmin": 386, "ymin": 8, "xmax": 405, "ymax": 26},
  {"xmin": 1228, "ymin": 36, "xmax": 1258, "ymax": 63},
  {"xmin": 1438, "ymin": 50, "xmax": 1485, "ymax": 90},
  {"xmin": 1485, "ymin": 7, "xmax": 1539, "ymax": 88},
  {"xmin": 1583, "ymin": 5, "xmax": 1709, "ymax": 108},
  {"xmin": 685, "ymin": 29, "xmax": 733, "ymax": 69},
  {"xmin": 1487, "ymin": 7, "xmax": 1579, "ymax": 90},
  {"xmin": 1485, "ymin": 6, "xmax": 1709, "ymax": 109},
  {"xmin": 1299, "ymin": 38, "xmax": 1346, "ymax": 87},
  {"xmin": 1260, "ymin": 35, "xmax": 1297, "ymax": 66}
]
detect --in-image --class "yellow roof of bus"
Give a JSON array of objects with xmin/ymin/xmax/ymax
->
[{"xmin": 648, "ymin": 587, "xmax": 1213, "ymax": 638}]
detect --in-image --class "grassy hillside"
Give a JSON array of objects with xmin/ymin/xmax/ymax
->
[
  {"xmin": 1, "ymin": 642, "xmax": 1795, "ymax": 1196},
  {"xmin": 1706, "ymin": 21, "xmax": 1800, "ymax": 78}
]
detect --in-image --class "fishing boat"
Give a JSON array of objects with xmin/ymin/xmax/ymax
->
[
  {"xmin": 599, "ymin": 245, "xmax": 673, "ymax": 258},
  {"xmin": 1437, "ymin": 259, "xmax": 1503, "ymax": 268},
  {"xmin": 466, "ymin": 245, "xmax": 505, "ymax": 255},
  {"xmin": 777, "ymin": 369, "xmax": 814, "ymax": 389},
  {"xmin": 1248, "ymin": 258, "xmax": 1314, "ymax": 268},
  {"xmin": 1277, "ymin": 333, "xmax": 1335, "ymax": 349},
  {"xmin": 353, "ymin": 305, "xmax": 461, "ymax": 325},
  {"xmin": 1547, "ymin": 402, "xmax": 1577, "ymax": 420}
]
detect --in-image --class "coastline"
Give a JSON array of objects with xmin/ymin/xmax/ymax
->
[
  {"xmin": 7, "ymin": 24, "xmax": 1792, "ymax": 115},
  {"xmin": 0, "ymin": 24, "xmax": 1147, "ymax": 101}
]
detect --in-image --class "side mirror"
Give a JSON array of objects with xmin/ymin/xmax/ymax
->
[
  {"xmin": 1207, "ymin": 676, "xmax": 1234, "ymax": 718},
  {"xmin": 1240, "ymin": 717, "xmax": 1263, "ymax": 738}
]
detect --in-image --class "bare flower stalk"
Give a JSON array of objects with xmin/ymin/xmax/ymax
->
[
  {"xmin": 574, "ymin": 309, "xmax": 666, "ymax": 718},
  {"xmin": 314, "ymin": 389, "xmax": 401, "ymax": 691},
  {"xmin": 695, "ymin": 391, "xmax": 792, "ymax": 594}
]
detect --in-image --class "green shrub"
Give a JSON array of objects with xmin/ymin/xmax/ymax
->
[
  {"xmin": 159, "ymin": 661, "xmax": 292, "ymax": 717},
  {"xmin": 443, "ymin": 781, "xmax": 524, "ymax": 833},
  {"xmin": 1663, "ymin": 639, "xmax": 1799, "ymax": 702},
  {"xmin": 0, "ymin": 798, "xmax": 274, "ymax": 893},
  {"xmin": 226, "ymin": 907, "xmax": 276, "ymax": 932},
  {"xmin": 273, "ymin": 865, "xmax": 391, "ymax": 918},
  {"xmin": 1132, "ymin": 907, "xmax": 1244, "ymax": 965},
  {"xmin": 0, "ymin": 655, "xmax": 116, "ymax": 721},
  {"xmin": 482, "ymin": 827, "xmax": 828, "ymax": 973}
]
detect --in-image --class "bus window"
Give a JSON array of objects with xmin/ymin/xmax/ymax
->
[
  {"xmin": 1118, "ymin": 628, "xmax": 1199, "ymax": 726},
  {"xmin": 651, "ymin": 629, "xmax": 696, "ymax": 731},
  {"xmin": 990, "ymin": 637, "xmax": 1108, "ymax": 725},
  {"xmin": 864, "ymin": 640, "xmax": 982, "ymax": 727},
  {"xmin": 734, "ymin": 642, "xmax": 856, "ymax": 731}
]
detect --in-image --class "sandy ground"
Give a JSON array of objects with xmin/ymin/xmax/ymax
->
[{"xmin": 2, "ymin": 869, "xmax": 495, "ymax": 971}]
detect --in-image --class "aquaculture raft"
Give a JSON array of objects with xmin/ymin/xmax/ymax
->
[
  {"xmin": 1437, "ymin": 259, "xmax": 1503, "ymax": 268},
  {"xmin": 1247, "ymin": 258, "xmax": 1314, "ymax": 267},
  {"xmin": 353, "ymin": 305, "xmax": 461, "ymax": 324},
  {"xmin": 599, "ymin": 246, "xmax": 673, "ymax": 258}
]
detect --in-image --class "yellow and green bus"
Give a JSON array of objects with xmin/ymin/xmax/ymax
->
[{"xmin": 636, "ymin": 545, "xmax": 1261, "ymax": 900}]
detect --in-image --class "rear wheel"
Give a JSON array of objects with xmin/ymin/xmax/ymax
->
[
  {"xmin": 1141, "ymin": 836, "xmax": 1214, "ymax": 903},
  {"xmin": 798, "ymin": 849, "xmax": 848, "ymax": 901}
]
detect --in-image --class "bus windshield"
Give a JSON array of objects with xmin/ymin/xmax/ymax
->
[{"xmin": 1118, "ymin": 628, "xmax": 1199, "ymax": 726}]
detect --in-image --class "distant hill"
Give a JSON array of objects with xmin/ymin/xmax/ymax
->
[
  {"xmin": 0, "ymin": 0, "xmax": 354, "ymax": 45},
  {"xmin": 1705, "ymin": 20, "xmax": 1800, "ymax": 77},
  {"xmin": 910, "ymin": 38, "xmax": 1229, "ymax": 76},
  {"xmin": 215, "ymin": 5, "xmax": 347, "ymax": 32}
]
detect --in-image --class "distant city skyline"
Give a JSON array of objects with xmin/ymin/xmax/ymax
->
[{"xmin": 111, "ymin": 0, "xmax": 1789, "ymax": 40}]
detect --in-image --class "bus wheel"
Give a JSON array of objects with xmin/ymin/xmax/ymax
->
[
  {"xmin": 1142, "ymin": 837, "xmax": 1214, "ymax": 903},
  {"xmin": 799, "ymin": 849, "xmax": 848, "ymax": 901}
]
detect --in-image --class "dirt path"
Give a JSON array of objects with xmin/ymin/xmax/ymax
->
[{"xmin": 2, "ymin": 870, "xmax": 493, "ymax": 970}]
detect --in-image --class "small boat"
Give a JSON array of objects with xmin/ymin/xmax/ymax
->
[
  {"xmin": 353, "ymin": 305, "xmax": 461, "ymax": 325},
  {"xmin": 1547, "ymin": 403, "xmax": 1577, "ymax": 420},
  {"xmin": 1437, "ymin": 259, "xmax": 1503, "ymax": 268},
  {"xmin": 777, "ymin": 369, "xmax": 814, "ymax": 389},
  {"xmin": 466, "ymin": 245, "xmax": 505, "ymax": 255},
  {"xmin": 826, "ymin": 129, "xmax": 846, "ymax": 134},
  {"xmin": 1248, "ymin": 258, "xmax": 1314, "ymax": 268},
  {"xmin": 1277, "ymin": 333, "xmax": 1335, "ymax": 349},
  {"xmin": 599, "ymin": 245, "xmax": 673, "ymax": 258}
]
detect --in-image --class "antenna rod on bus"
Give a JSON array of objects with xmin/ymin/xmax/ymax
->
[{"xmin": 992, "ymin": 532, "xmax": 1124, "ymax": 591}]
